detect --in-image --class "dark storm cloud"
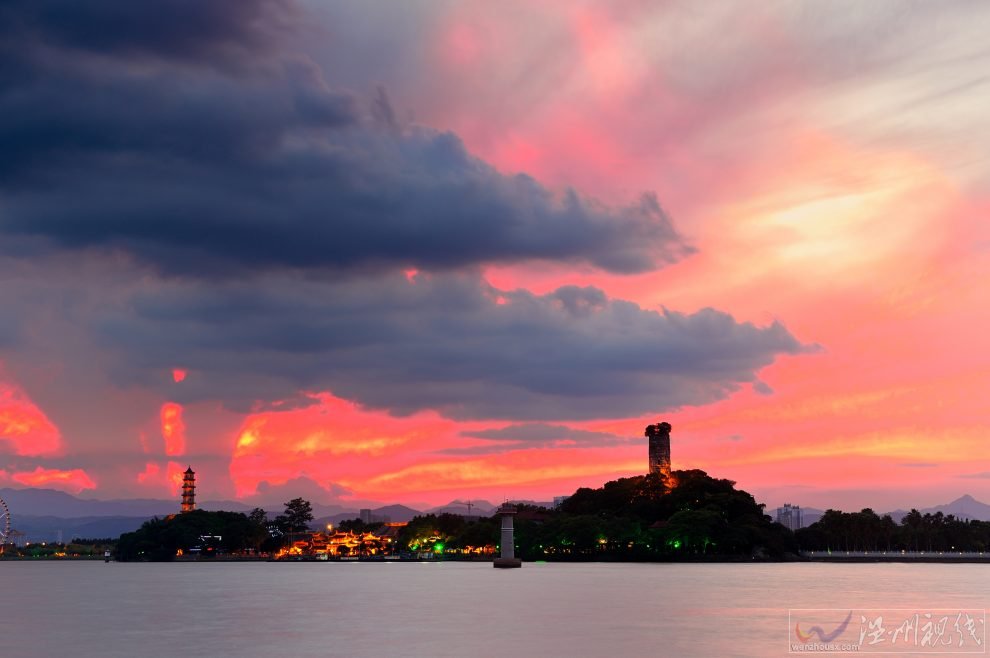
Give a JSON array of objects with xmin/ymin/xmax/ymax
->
[
  {"xmin": 0, "ymin": 0, "xmax": 293, "ymax": 63},
  {"xmin": 0, "ymin": 0, "xmax": 691, "ymax": 276},
  {"xmin": 751, "ymin": 380, "xmax": 774, "ymax": 395},
  {"xmin": 438, "ymin": 423, "xmax": 633, "ymax": 455},
  {"xmin": 85, "ymin": 272, "xmax": 812, "ymax": 420},
  {"xmin": 0, "ymin": 1, "xmax": 810, "ymax": 433},
  {"xmin": 463, "ymin": 423, "xmax": 627, "ymax": 444}
]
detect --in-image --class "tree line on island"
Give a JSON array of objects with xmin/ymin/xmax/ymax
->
[
  {"xmin": 103, "ymin": 472, "xmax": 990, "ymax": 561},
  {"xmin": 115, "ymin": 498, "xmax": 316, "ymax": 561},
  {"xmin": 113, "ymin": 470, "xmax": 789, "ymax": 560},
  {"xmin": 795, "ymin": 508, "xmax": 990, "ymax": 553}
]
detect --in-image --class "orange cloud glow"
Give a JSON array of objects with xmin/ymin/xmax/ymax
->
[
  {"xmin": 468, "ymin": 113, "xmax": 990, "ymax": 509},
  {"xmin": 135, "ymin": 461, "xmax": 186, "ymax": 496},
  {"xmin": 355, "ymin": 448, "xmax": 644, "ymax": 502},
  {"xmin": 12, "ymin": 467, "xmax": 96, "ymax": 493},
  {"xmin": 160, "ymin": 402, "xmax": 186, "ymax": 456},
  {"xmin": 0, "ymin": 379, "xmax": 62, "ymax": 456},
  {"xmin": 230, "ymin": 392, "xmax": 459, "ymax": 498},
  {"xmin": 167, "ymin": 461, "xmax": 186, "ymax": 495},
  {"xmin": 136, "ymin": 461, "xmax": 160, "ymax": 484},
  {"xmin": 227, "ymin": 391, "xmax": 664, "ymax": 504}
]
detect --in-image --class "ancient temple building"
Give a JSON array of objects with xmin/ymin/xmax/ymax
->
[{"xmin": 181, "ymin": 466, "xmax": 196, "ymax": 513}]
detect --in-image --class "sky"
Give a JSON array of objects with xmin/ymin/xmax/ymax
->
[{"xmin": 1, "ymin": 0, "xmax": 989, "ymax": 512}]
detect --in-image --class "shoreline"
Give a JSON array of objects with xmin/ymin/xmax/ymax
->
[{"xmin": 6, "ymin": 554, "xmax": 990, "ymax": 564}]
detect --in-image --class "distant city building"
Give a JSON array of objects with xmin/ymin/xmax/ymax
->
[
  {"xmin": 645, "ymin": 421, "xmax": 672, "ymax": 478},
  {"xmin": 776, "ymin": 504, "xmax": 803, "ymax": 531},
  {"xmin": 553, "ymin": 496, "xmax": 570, "ymax": 509},
  {"xmin": 181, "ymin": 467, "xmax": 196, "ymax": 513},
  {"xmin": 354, "ymin": 509, "xmax": 390, "ymax": 524}
]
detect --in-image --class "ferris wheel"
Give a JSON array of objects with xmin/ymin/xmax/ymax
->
[{"xmin": 0, "ymin": 496, "xmax": 10, "ymax": 546}]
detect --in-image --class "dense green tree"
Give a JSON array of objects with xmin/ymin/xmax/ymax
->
[
  {"xmin": 398, "ymin": 513, "xmax": 468, "ymax": 551},
  {"xmin": 280, "ymin": 498, "xmax": 314, "ymax": 532},
  {"xmin": 662, "ymin": 510, "xmax": 723, "ymax": 553},
  {"xmin": 449, "ymin": 517, "xmax": 498, "ymax": 551},
  {"xmin": 337, "ymin": 518, "xmax": 383, "ymax": 533},
  {"xmin": 795, "ymin": 508, "xmax": 990, "ymax": 553},
  {"xmin": 397, "ymin": 469, "xmax": 794, "ymax": 561},
  {"xmin": 116, "ymin": 510, "xmax": 268, "ymax": 561}
]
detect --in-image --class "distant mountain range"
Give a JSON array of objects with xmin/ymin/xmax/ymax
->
[
  {"xmin": 779, "ymin": 494, "xmax": 990, "ymax": 529},
  {"xmin": 0, "ymin": 487, "xmax": 255, "ymax": 518},
  {"xmin": 9, "ymin": 486, "xmax": 985, "ymax": 542},
  {"xmin": 886, "ymin": 494, "xmax": 990, "ymax": 523},
  {"xmin": 314, "ymin": 504, "xmax": 425, "ymax": 527},
  {"xmin": 428, "ymin": 499, "xmax": 497, "ymax": 515},
  {"xmin": 11, "ymin": 515, "xmax": 153, "ymax": 544},
  {"xmin": 0, "ymin": 488, "xmax": 502, "ymax": 542}
]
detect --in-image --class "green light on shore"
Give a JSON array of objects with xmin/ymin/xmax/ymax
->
[{"xmin": 433, "ymin": 543, "xmax": 445, "ymax": 553}]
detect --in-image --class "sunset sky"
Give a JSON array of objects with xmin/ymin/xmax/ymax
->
[{"xmin": 1, "ymin": 0, "xmax": 988, "ymax": 512}]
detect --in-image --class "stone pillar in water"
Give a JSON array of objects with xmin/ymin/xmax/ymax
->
[{"xmin": 493, "ymin": 504, "xmax": 522, "ymax": 568}]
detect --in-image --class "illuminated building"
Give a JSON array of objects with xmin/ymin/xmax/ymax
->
[
  {"xmin": 275, "ymin": 523, "xmax": 408, "ymax": 559},
  {"xmin": 181, "ymin": 466, "xmax": 196, "ymax": 513},
  {"xmin": 645, "ymin": 421, "xmax": 672, "ymax": 478}
]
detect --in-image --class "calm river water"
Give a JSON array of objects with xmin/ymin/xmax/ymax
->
[{"xmin": 2, "ymin": 561, "xmax": 987, "ymax": 657}]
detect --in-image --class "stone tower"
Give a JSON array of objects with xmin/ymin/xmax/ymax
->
[
  {"xmin": 645, "ymin": 422, "xmax": 671, "ymax": 479},
  {"xmin": 181, "ymin": 466, "xmax": 196, "ymax": 513}
]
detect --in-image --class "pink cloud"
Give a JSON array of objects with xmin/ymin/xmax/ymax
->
[
  {"xmin": 0, "ymin": 377, "xmax": 62, "ymax": 456},
  {"xmin": 12, "ymin": 467, "xmax": 96, "ymax": 494},
  {"xmin": 136, "ymin": 461, "xmax": 160, "ymax": 484},
  {"xmin": 135, "ymin": 461, "xmax": 187, "ymax": 497},
  {"xmin": 160, "ymin": 402, "xmax": 186, "ymax": 457},
  {"xmin": 229, "ymin": 392, "xmax": 461, "ymax": 498},
  {"xmin": 228, "ymin": 392, "xmax": 653, "ymax": 505}
]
